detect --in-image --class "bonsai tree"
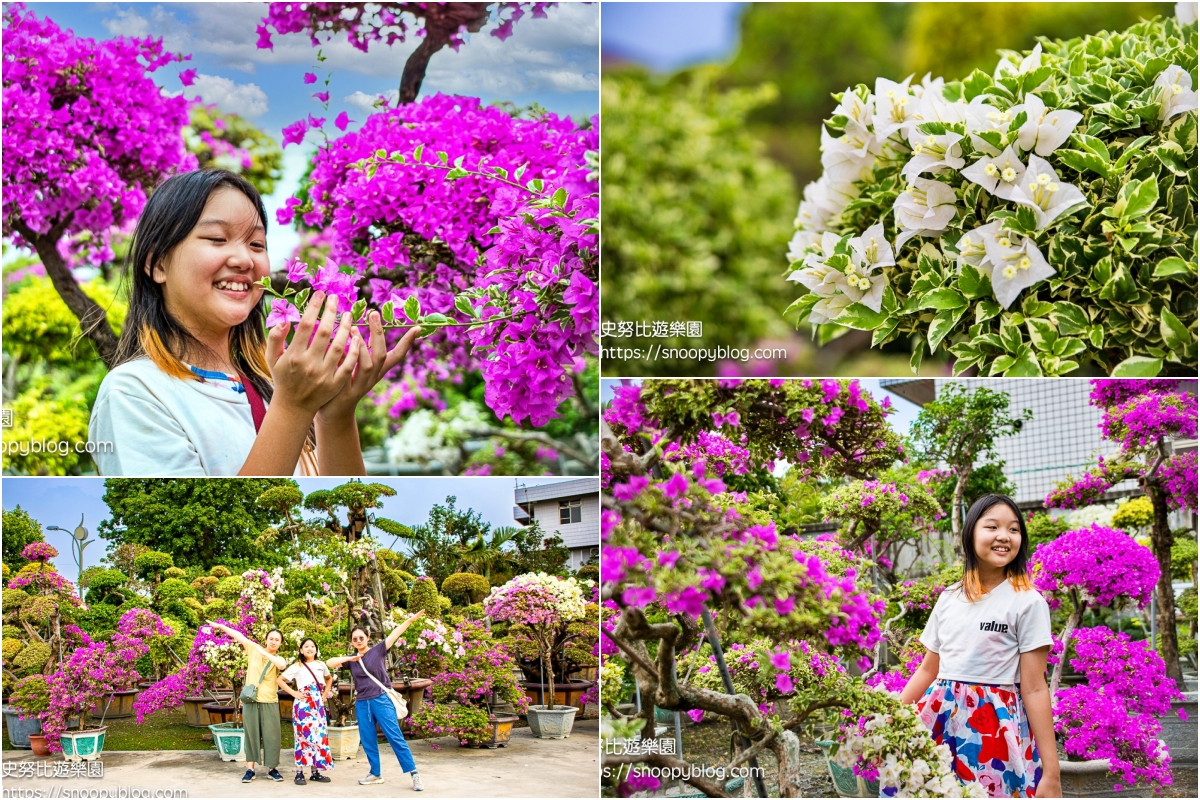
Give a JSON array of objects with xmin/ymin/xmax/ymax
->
[
  {"xmin": 1045, "ymin": 378, "xmax": 1197, "ymax": 684},
  {"xmin": 41, "ymin": 609, "xmax": 171, "ymax": 752},
  {"xmin": 502, "ymin": 588, "xmax": 599, "ymax": 687},
  {"xmin": 485, "ymin": 573, "xmax": 588, "ymax": 714},
  {"xmin": 1031, "ymin": 523, "xmax": 1161, "ymax": 696},
  {"xmin": 3, "ymin": 543, "xmax": 82, "ymax": 701},
  {"xmin": 9, "ymin": 674, "xmax": 51, "ymax": 721},
  {"xmin": 441, "ymin": 573, "xmax": 491, "ymax": 606}
]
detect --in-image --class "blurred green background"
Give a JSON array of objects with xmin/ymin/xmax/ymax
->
[{"xmin": 601, "ymin": 2, "xmax": 1173, "ymax": 377}]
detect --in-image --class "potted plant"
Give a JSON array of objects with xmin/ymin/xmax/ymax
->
[
  {"xmin": 6, "ymin": 675, "xmax": 49, "ymax": 750},
  {"xmin": 485, "ymin": 573, "xmax": 588, "ymax": 739},
  {"xmin": 503, "ymin": 586, "xmax": 598, "ymax": 709},
  {"xmin": 41, "ymin": 609, "xmax": 171, "ymax": 761},
  {"xmin": 324, "ymin": 679, "xmax": 361, "ymax": 760}
]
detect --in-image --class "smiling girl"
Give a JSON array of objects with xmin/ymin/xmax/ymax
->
[
  {"xmin": 899, "ymin": 494, "xmax": 1060, "ymax": 798},
  {"xmin": 87, "ymin": 169, "xmax": 419, "ymax": 476}
]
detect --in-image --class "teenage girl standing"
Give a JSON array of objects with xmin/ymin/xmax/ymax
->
[
  {"xmin": 88, "ymin": 169, "xmax": 420, "ymax": 476},
  {"xmin": 900, "ymin": 494, "xmax": 1061, "ymax": 798}
]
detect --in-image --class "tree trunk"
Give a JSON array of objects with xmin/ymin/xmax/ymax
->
[
  {"xmin": 1049, "ymin": 589, "xmax": 1084, "ymax": 699},
  {"xmin": 541, "ymin": 634, "xmax": 555, "ymax": 710},
  {"xmin": 398, "ymin": 4, "xmax": 492, "ymax": 104},
  {"xmin": 16, "ymin": 224, "xmax": 119, "ymax": 368},
  {"xmin": 951, "ymin": 470, "xmax": 969, "ymax": 555},
  {"xmin": 1147, "ymin": 479, "xmax": 1184, "ymax": 687}
]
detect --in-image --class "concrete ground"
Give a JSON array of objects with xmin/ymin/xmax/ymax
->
[{"xmin": 1, "ymin": 719, "xmax": 598, "ymax": 798}]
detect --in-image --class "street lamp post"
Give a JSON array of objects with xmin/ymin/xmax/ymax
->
[{"xmin": 46, "ymin": 515, "xmax": 92, "ymax": 599}]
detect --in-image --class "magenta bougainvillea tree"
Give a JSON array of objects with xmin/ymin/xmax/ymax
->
[
  {"xmin": 1044, "ymin": 378, "xmax": 1197, "ymax": 685},
  {"xmin": 1, "ymin": 3, "xmax": 196, "ymax": 365},
  {"xmin": 257, "ymin": 2, "xmax": 553, "ymax": 103},
  {"xmin": 599, "ymin": 380, "xmax": 978, "ymax": 798},
  {"xmin": 269, "ymin": 94, "xmax": 598, "ymax": 431}
]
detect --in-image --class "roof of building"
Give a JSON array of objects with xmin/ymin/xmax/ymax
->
[{"xmin": 515, "ymin": 478, "xmax": 598, "ymax": 504}]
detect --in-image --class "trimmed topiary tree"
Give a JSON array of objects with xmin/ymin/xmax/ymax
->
[{"xmin": 441, "ymin": 572, "xmax": 491, "ymax": 606}]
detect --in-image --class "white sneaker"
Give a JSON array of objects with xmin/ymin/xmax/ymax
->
[
  {"xmin": 411, "ymin": 772, "xmax": 424, "ymax": 792},
  {"xmin": 358, "ymin": 773, "xmax": 384, "ymax": 785}
]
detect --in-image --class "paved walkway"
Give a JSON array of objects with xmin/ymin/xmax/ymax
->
[{"xmin": 1, "ymin": 719, "xmax": 598, "ymax": 798}]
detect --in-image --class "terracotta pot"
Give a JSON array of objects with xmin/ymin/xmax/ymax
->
[
  {"xmin": 520, "ymin": 680, "xmax": 593, "ymax": 710},
  {"xmin": 202, "ymin": 701, "xmax": 238, "ymax": 726},
  {"xmin": 28, "ymin": 733, "xmax": 52, "ymax": 757},
  {"xmin": 183, "ymin": 695, "xmax": 230, "ymax": 728},
  {"xmin": 461, "ymin": 713, "xmax": 519, "ymax": 749},
  {"xmin": 89, "ymin": 688, "xmax": 138, "ymax": 720},
  {"xmin": 279, "ymin": 695, "xmax": 293, "ymax": 722}
]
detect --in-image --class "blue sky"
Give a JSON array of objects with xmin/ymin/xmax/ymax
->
[
  {"xmin": 600, "ymin": 378, "xmax": 923, "ymax": 435},
  {"xmin": 602, "ymin": 2, "xmax": 742, "ymax": 72},
  {"xmin": 21, "ymin": 2, "xmax": 599, "ymax": 267},
  {"xmin": 3, "ymin": 476, "xmax": 581, "ymax": 579}
]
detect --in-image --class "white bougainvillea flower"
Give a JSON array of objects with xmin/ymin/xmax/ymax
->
[
  {"xmin": 1154, "ymin": 65, "xmax": 1198, "ymax": 121},
  {"xmin": 1177, "ymin": 3, "xmax": 1197, "ymax": 25},
  {"xmin": 1013, "ymin": 154, "xmax": 1088, "ymax": 229},
  {"xmin": 955, "ymin": 221, "xmax": 1004, "ymax": 274},
  {"xmin": 810, "ymin": 293, "xmax": 854, "ymax": 325},
  {"xmin": 964, "ymin": 97, "xmax": 1015, "ymax": 155},
  {"xmin": 840, "ymin": 267, "xmax": 889, "ymax": 312},
  {"xmin": 1014, "ymin": 94, "xmax": 1083, "ymax": 156},
  {"xmin": 833, "ymin": 87, "xmax": 873, "ymax": 130},
  {"xmin": 994, "ymin": 42, "xmax": 1043, "ymax": 80},
  {"xmin": 794, "ymin": 175, "xmax": 860, "ymax": 232},
  {"xmin": 786, "ymin": 229, "xmax": 823, "ymax": 263},
  {"xmin": 981, "ymin": 227, "xmax": 1056, "ymax": 309},
  {"xmin": 893, "ymin": 177, "xmax": 957, "ymax": 248},
  {"xmin": 902, "ymin": 128, "xmax": 965, "ymax": 181},
  {"xmin": 912, "ymin": 88, "xmax": 970, "ymax": 129},
  {"xmin": 961, "ymin": 145, "xmax": 1027, "ymax": 201},
  {"xmin": 849, "ymin": 221, "xmax": 896, "ymax": 273},
  {"xmin": 820, "ymin": 125, "xmax": 879, "ymax": 182},
  {"xmin": 909, "ymin": 72, "xmax": 944, "ymax": 100},
  {"xmin": 873, "ymin": 76, "xmax": 919, "ymax": 142}
]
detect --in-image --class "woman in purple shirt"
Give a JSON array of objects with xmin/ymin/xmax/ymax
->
[{"xmin": 327, "ymin": 611, "xmax": 425, "ymax": 791}]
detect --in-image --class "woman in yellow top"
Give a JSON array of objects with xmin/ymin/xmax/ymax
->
[{"xmin": 210, "ymin": 622, "xmax": 288, "ymax": 783}]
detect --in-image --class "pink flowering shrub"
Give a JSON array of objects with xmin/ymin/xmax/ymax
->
[
  {"xmin": 1160, "ymin": 450, "xmax": 1197, "ymax": 511},
  {"xmin": 1101, "ymin": 392, "xmax": 1198, "ymax": 451},
  {"xmin": 133, "ymin": 616, "xmax": 253, "ymax": 723},
  {"xmin": 1044, "ymin": 470, "xmax": 1113, "ymax": 510},
  {"xmin": 1032, "ymin": 524, "xmax": 1159, "ymax": 609},
  {"xmin": 20, "ymin": 542, "xmax": 58, "ymax": 563},
  {"xmin": 1, "ymin": 4, "xmax": 195, "ymax": 247},
  {"xmin": 1054, "ymin": 686, "xmax": 1173, "ymax": 791},
  {"xmin": 1089, "ymin": 380, "xmax": 1184, "ymax": 410}
]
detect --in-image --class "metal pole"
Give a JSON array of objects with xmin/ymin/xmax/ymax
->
[
  {"xmin": 1151, "ymin": 591, "xmax": 1157, "ymax": 655},
  {"xmin": 702, "ymin": 608, "xmax": 767, "ymax": 798}
]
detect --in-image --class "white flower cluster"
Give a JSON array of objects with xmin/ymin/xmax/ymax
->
[
  {"xmin": 789, "ymin": 45, "xmax": 1195, "ymax": 315},
  {"xmin": 489, "ymin": 572, "xmax": 590, "ymax": 622},
  {"xmin": 383, "ymin": 401, "xmax": 490, "ymax": 469},
  {"xmin": 832, "ymin": 703, "xmax": 988, "ymax": 798},
  {"xmin": 413, "ymin": 619, "xmax": 464, "ymax": 657}
]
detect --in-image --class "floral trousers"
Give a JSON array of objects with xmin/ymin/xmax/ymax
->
[
  {"xmin": 915, "ymin": 679, "xmax": 1042, "ymax": 798},
  {"xmin": 291, "ymin": 683, "xmax": 333, "ymax": 773}
]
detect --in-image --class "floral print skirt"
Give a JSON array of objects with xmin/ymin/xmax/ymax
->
[
  {"xmin": 292, "ymin": 683, "xmax": 333, "ymax": 773},
  {"xmin": 915, "ymin": 679, "xmax": 1041, "ymax": 798}
]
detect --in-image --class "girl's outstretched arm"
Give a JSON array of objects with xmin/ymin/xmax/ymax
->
[
  {"xmin": 898, "ymin": 650, "xmax": 940, "ymax": 705},
  {"xmin": 1020, "ymin": 646, "xmax": 1061, "ymax": 798},
  {"xmin": 312, "ymin": 313, "xmax": 422, "ymax": 476},
  {"xmin": 242, "ymin": 292, "xmax": 359, "ymax": 476}
]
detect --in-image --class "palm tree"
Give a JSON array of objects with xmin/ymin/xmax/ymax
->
[{"xmin": 459, "ymin": 527, "xmax": 519, "ymax": 581}]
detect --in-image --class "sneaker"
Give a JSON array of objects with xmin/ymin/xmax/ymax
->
[
  {"xmin": 309, "ymin": 772, "xmax": 331, "ymax": 783},
  {"xmin": 294, "ymin": 772, "xmax": 307, "ymax": 785},
  {"xmin": 359, "ymin": 773, "xmax": 385, "ymax": 785},
  {"xmin": 241, "ymin": 770, "xmax": 255, "ymax": 783},
  {"xmin": 267, "ymin": 769, "xmax": 284, "ymax": 782},
  {"xmin": 411, "ymin": 772, "xmax": 424, "ymax": 792}
]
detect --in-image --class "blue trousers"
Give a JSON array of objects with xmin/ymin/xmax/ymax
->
[{"xmin": 355, "ymin": 696, "xmax": 416, "ymax": 776}]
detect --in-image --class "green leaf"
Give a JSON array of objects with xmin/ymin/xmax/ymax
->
[
  {"xmin": 962, "ymin": 69, "xmax": 993, "ymax": 100},
  {"xmin": 1057, "ymin": 149, "xmax": 1109, "ymax": 178},
  {"xmin": 988, "ymin": 355, "xmax": 1016, "ymax": 375},
  {"xmin": 1025, "ymin": 317, "xmax": 1058, "ymax": 352},
  {"xmin": 1160, "ymin": 309, "xmax": 1192, "ymax": 353},
  {"xmin": 975, "ymin": 299, "xmax": 1002, "ymax": 324},
  {"xmin": 917, "ymin": 122, "xmax": 948, "ymax": 136},
  {"xmin": 910, "ymin": 343, "xmax": 925, "ymax": 375},
  {"xmin": 1113, "ymin": 135, "xmax": 1154, "ymax": 171},
  {"xmin": 437, "ymin": 151, "xmax": 449, "ymax": 165},
  {"xmin": 1153, "ymin": 256, "xmax": 1193, "ymax": 279},
  {"xmin": 295, "ymin": 288, "xmax": 311, "ymax": 310},
  {"xmin": 1021, "ymin": 66, "xmax": 1053, "ymax": 94},
  {"xmin": 380, "ymin": 300, "xmax": 395, "ymax": 324},
  {"xmin": 1073, "ymin": 133, "xmax": 1110, "ymax": 162},
  {"xmin": 350, "ymin": 298, "xmax": 367, "ymax": 323},
  {"xmin": 1054, "ymin": 338, "xmax": 1087, "ymax": 359},
  {"xmin": 1005, "ymin": 348, "xmax": 1043, "ymax": 377},
  {"xmin": 832, "ymin": 302, "xmax": 887, "ymax": 330},
  {"xmin": 958, "ymin": 263, "xmax": 991, "ymax": 300},
  {"xmin": 1008, "ymin": 110, "xmax": 1028, "ymax": 132},
  {"xmin": 1020, "ymin": 298, "xmax": 1054, "ymax": 319},
  {"xmin": 1050, "ymin": 302, "xmax": 1089, "ymax": 336},
  {"xmin": 423, "ymin": 312, "xmax": 449, "ymax": 326},
  {"xmin": 454, "ymin": 295, "xmax": 478, "ymax": 319},
  {"xmin": 491, "ymin": 166, "xmax": 509, "ymax": 180},
  {"xmin": 1153, "ymin": 141, "xmax": 1188, "ymax": 176},
  {"xmin": 453, "ymin": 155, "xmax": 465, "ymax": 169},
  {"xmin": 1099, "ymin": 264, "xmax": 1138, "ymax": 304},
  {"xmin": 445, "ymin": 167, "xmax": 468, "ymax": 180},
  {"xmin": 928, "ymin": 307, "xmax": 966, "ymax": 352},
  {"xmin": 785, "ymin": 293, "xmax": 820, "ymax": 322},
  {"xmin": 413, "ymin": 144, "xmax": 425, "ymax": 162},
  {"xmin": 404, "ymin": 295, "xmax": 421, "ymax": 323},
  {"xmin": 1088, "ymin": 325, "xmax": 1104, "ymax": 349},
  {"xmin": 514, "ymin": 163, "xmax": 528, "ymax": 181},
  {"xmin": 1110, "ymin": 356, "xmax": 1163, "ymax": 377},
  {"xmin": 917, "ymin": 242, "xmax": 944, "ymax": 274},
  {"xmin": 374, "ymin": 149, "xmax": 387, "ymax": 160},
  {"xmin": 872, "ymin": 319, "xmax": 901, "ymax": 347},
  {"xmin": 1120, "ymin": 177, "xmax": 1159, "ymax": 220},
  {"xmin": 919, "ymin": 288, "xmax": 967, "ymax": 311}
]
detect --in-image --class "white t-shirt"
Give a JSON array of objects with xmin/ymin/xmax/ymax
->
[
  {"xmin": 88, "ymin": 357, "xmax": 310, "ymax": 476},
  {"xmin": 920, "ymin": 578, "xmax": 1053, "ymax": 685},
  {"xmin": 281, "ymin": 659, "xmax": 331, "ymax": 690}
]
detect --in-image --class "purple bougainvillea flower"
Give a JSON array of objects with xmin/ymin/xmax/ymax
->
[
  {"xmin": 303, "ymin": 72, "xmax": 317, "ymax": 84},
  {"xmin": 266, "ymin": 299, "xmax": 302, "ymax": 329}
]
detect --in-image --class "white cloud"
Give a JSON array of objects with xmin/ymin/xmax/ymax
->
[
  {"xmin": 526, "ymin": 69, "xmax": 599, "ymax": 93},
  {"xmin": 343, "ymin": 90, "xmax": 401, "ymax": 117},
  {"xmin": 184, "ymin": 74, "xmax": 269, "ymax": 118}
]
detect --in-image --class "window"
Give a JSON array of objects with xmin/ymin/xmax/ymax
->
[{"xmin": 559, "ymin": 498, "xmax": 582, "ymax": 524}]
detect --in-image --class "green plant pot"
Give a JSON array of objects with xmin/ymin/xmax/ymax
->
[
  {"xmin": 60, "ymin": 727, "xmax": 108, "ymax": 762},
  {"xmin": 815, "ymin": 740, "xmax": 880, "ymax": 798},
  {"xmin": 208, "ymin": 722, "xmax": 246, "ymax": 762},
  {"xmin": 654, "ymin": 706, "xmax": 676, "ymax": 724}
]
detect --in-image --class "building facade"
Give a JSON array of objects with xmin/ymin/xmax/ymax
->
[{"xmin": 514, "ymin": 478, "xmax": 600, "ymax": 571}]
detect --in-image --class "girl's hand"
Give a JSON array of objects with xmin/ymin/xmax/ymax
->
[
  {"xmin": 315, "ymin": 312, "xmax": 421, "ymax": 425},
  {"xmin": 266, "ymin": 292, "xmax": 360, "ymax": 416},
  {"xmin": 1034, "ymin": 774, "xmax": 1061, "ymax": 798}
]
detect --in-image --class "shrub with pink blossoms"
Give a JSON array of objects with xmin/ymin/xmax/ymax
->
[
  {"xmin": 1033, "ymin": 523, "xmax": 1159, "ymax": 610},
  {"xmin": 20, "ymin": 542, "xmax": 58, "ymax": 563}
]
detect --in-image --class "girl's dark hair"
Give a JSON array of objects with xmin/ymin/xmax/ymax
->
[
  {"xmin": 295, "ymin": 637, "xmax": 318, "ymax": 664},
  {"xmin": 115, "ymin": 169, "xmax": 274, "ymax": 403},
  {"xmin": 960, "ymin": 493, "xmax": 1033, "ymax": 601},
  {"xmin": 350, "ymin": 626, "xmax": 370, "ymax": 643}
]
